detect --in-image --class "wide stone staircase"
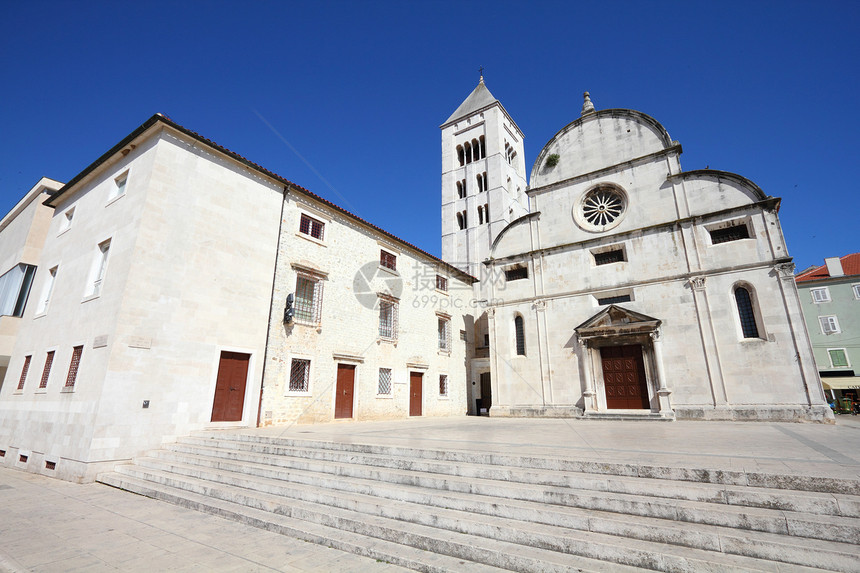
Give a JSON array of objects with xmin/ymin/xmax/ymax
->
[{"xmin": 97, "ymin": 431, "xmax": 860, "ymax": 572}]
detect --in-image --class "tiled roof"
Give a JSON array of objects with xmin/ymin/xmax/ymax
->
[
  {"xmin": 795, "ymin": 253, "xmax": 860, "ymax": 282},
  {"xmin": 46, "ymin": 114, "xmax": 476, "ymax": 284}
]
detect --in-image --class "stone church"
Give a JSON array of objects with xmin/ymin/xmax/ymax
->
[{"xmin": 445, "ymin": 78, "xmax": 831, "ymax": 422}]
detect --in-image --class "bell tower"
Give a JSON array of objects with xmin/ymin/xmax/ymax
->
[{"xmin": 440, "ymin": 75, "xmax": 529, "ymax": 276}]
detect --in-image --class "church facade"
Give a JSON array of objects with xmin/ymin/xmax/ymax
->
[{"xmin": 445, "ymin": 81, "xmax": 832, "ymax": 422}]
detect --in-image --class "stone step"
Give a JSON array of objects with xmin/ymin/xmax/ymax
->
[
  {"xmin": 119, "ymin": 457, "xmax": 859, "ymax": 571},
  {"xmin": 98, "ymin": 470, "xmax": 649, "ymax": 573},
  {"xmin": 168, "ymin": 438, "xmax": 860, "ymax": 519},
  {"xmin": 188, "ymin": 431, "xmax": 860, "ymax": 495}
]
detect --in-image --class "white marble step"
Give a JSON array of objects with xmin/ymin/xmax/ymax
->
[
  {"xmin": 98, "ymin": 471, "xmax": 652, "ymax": 573},
  {"xmin": 153, "ymin": 444, "xmax": 860, "ymax": 544},
  {"xmin": 114, "ymin": 458, "xmax": 859, "ymax": 571}
]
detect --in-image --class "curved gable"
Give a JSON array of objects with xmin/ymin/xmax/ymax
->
[
  {"xmin": 531, "ymin": 109, "xmax": 673, "ymax": 189},
  {"xmin": 491, "ymin": 212, "xmax": 539, "ymax": 259},
  {"xmin": 670, "ymin": 170, "xmax": 769, "ymax": 216}
]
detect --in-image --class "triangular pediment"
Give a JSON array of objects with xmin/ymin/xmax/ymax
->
[{"xmin": 575, "ymin": 305, "xmax": 661, "ymax": 337}]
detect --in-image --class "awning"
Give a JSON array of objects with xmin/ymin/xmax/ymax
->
[{"xmin": 821, "ymin": 378, "xmax": 860, "ymax": 390}]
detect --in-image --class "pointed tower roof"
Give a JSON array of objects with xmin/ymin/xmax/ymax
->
[{"xmin": 443, "ymin": 78, "xmax": 500, "ymax": 126}]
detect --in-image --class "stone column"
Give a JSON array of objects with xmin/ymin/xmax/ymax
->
[
  {"xmin": 577, "ymin": 335, "xmax": 598, "ymax": 412},
  {"xmin": 650, "ymin": 330, "xmax": 673, "ymax": 414}
]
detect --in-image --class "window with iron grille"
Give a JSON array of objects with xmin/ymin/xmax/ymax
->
[
  {"xmin": 39, "ymin": 351, "xmax": 54, "ymax": 389},
  {"xmin": 438, "ymin": 317, "xmax": 451, "ymax": 352},
  {"xmin": 505, "ymin": 266, "xmax": 528, "ymax": 281},
  {"xmin": 439, "ymin": 374, "xmax": 448, "ymax": 396},
  {"xmin": 436, "ymin": 275, "xmax": 448, "ymax": 292},
  {"xmin": 288, "ymin": 358, "xmax": 311, "ymax": 392},
  {"xmin": 65, "ymin": 346, "xmax": 83, "ymax": 388},
  {"xmin": 734, "ymin": 287, "xmax": 760, "ymax": 338},
  {"xmin": 294, "ymin": 274, "xmax": 323, "ymax": 324},
  {"xmin": 378, "ymin": 368, "xmax": 392, "ymax": 395},
  {"xmin": 810, "ymin": 287, "xmax": 831, "ymax": 303},
  {"xmin": 17, "ymin": 355, "xmax": 31, "ymax": 390},
  {"xmin": 514, "ymin": 315, "xmax": 526, "ymax": 355},
  {"xmin": 460, "ymin": 329, "xmax": 467, "ymax": 342},
  {"xmin": 379, "ymin": 298, "xmax": 398, "ymax": 340},
  {"xmin": 829, "ymin": 349, "xmax": 849, "ymax": 368},
  {"xmin": 819, "ymin": 315, "xmax": 840, "ymax": 335},
  {"xmin": 299, "ymin": 214, "xmax": 325, "ymax": 240},
  {"xmin": 597, "ymin": 294, "xmax": 632, "ymax": 305},
  {"xmin": 594, "ymin": 249, "xmax": 625, "ymax": 266},
  {"xmin": 709, "ymin": 224, "xmax": 750, "ymax": 245},
  {"xmin": 380, "ymin": 250, "xmax": 396, "ymax": 271}
]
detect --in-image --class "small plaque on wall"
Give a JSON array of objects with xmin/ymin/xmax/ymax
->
[
  {"xmin": 128, "ymin": 336, "xmax": 152, "ymax": 349},
  {"xmin": 93, "ymin": 335, "xmax": 108, "ymax": 348}
]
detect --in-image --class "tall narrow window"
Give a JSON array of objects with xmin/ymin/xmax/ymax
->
[
  {"xmin": 439, "ymin": 374, "xmax": 449, "ymax": 396},
  {"xmin": 380, "ymin": 250, "xmax": 396, "ymax": 271},
  {"xmin": 438, "ymin": 317, "xmax": 451, "ymax": 352},
  {"xmin": 65, "ymin": 346, "xmax": 83, "ymax": 388},
  {"xmin": 456, "ymin": 145, "xmax": 464, "ymax": 167},
  {"xmin": 378, "ymin": 368, "xmax": 392, "ymax": 395},
  {"xmin": 16, "ymin": 356, "xmax": 31, "ymax": 391},
  {"xmin": 299, "ymin": 214, "xmax": 325, "ymax": 240},
  {"xmin": 479, "ymin": 136, "xmax": 486, "ymax": 159},
  {"xmin": 111, "ymin": 173, "xmax": 128, "ymax": 201},
  {"xmin": 435, "ymin": 275, "xmax": 448, "ymax": 292},
  {"xmin": 461, "ymin": 210, "xmax": 467, "ymax": 228},
  {"xmin": 456, "ymin": 181, "xmax": 464, "ymax": 199},
  {"xmin": 0, "ymin": 263, "xmax": 37, "ymax": 317},
  {"xmin": 464, "ymin": 141, "xmax": 472, "ymax": 163},
  {"xmin": 476, "ymin": 173, "xmax": 483, "ymax": 193},
  {"xmin": 483, "ymin": 204, "xmax": 489, "ymax": 223},
  {"xmin": 36, "ymin": 266, "xmax": 58, "ymax": 314},
  {"xmin": 482, "ymin": 172, "xmax": 488, "ymax": 191},
  {"xmin": 478, "ymin": 206, "xmax": 484, "ymax": 225},
  {"xmin": 294, "ymin": 274, "xmax": 323, "ymax": 324},
  {"xmin": 456, "ymin": 212, "xmax": 465, "ymax": 230},
  {"xmin": 60, "ymin": 208, "xmax": 74, "ymax": 233},
  {"xmin": 39, "ymin": 351, "xmax": 55, "ymax": 389},
  {"xmin": 88, "ymin": 239, "xmax": 111, "ymax": 297},
  {"xmin": 379, "ymin": 297, "xmax": 398, "ymax": 340},
  {"xmin": 734, "ymin": 286, "xmax": 760, "ymax": 339},
  {"xmin": 514, "ymin": 315, "xmax": 526, "ymax": 355},
  {"xmin": 289, "ymin": 358, "xmax": 311, "ymax": 392}
]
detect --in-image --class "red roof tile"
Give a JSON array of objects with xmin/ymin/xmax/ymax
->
[{"xmin": 795, "ymin": 253, "xmax": 860, "ymax": 282}]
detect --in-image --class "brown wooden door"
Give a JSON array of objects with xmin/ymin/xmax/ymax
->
[
  {"xmin": 210, "ymin": 351, "xmax": 250, "ymax": 422},
  {"xmin": 335, "ymin": 364, "xmax": 355, "ymax": 419},
  {"xmin": 409, "ymin": 372, "xmax": 423, "ymax": 416},
  {"xmin": 600, "ymin": 345, "xmax": 650, "ymax": 409}
]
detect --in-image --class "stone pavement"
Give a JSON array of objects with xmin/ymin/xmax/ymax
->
[{"xmin": 2, "ymin": 415, "xmax": 859, "ymax": 573}]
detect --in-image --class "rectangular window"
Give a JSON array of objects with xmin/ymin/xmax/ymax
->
[
  {"xmin": 60, "ymin": 208, "xmax": 74, "ymax": 233},
  {"xmin": 110, "ymin": 173, "xmax": 128, "ymax": 200},
  {"xmin": 294, "ymin": 274, "xmax": 323, "ymax": 324},
  {"xmin": 854, "ymin": 284, "xmax": 860, "ymax": 299},
  {"xmin": 17, "ymin": 355, "xmax": 31, "ymax": 391},
  {"xmin": 439, "ymin": 374, "xmax": 448, "ymax": 396},
  {"xmin": 288, "ymin": 358, "xmax": 311, "ymax": 392},
  {"xmin": 65, "ymin": 346, "xmax": 83, "ymax": 388},
  {"xmin": 810, "ymin": 287, "xmax": 831, "ymax": 303},
  {"xmin": 594, "ymin": 249, "xmax": 625, "ymax": 266},
  {"xmin": 88, "ymin": 239, "xmax": 111, "ymax": 297},
  {"xmin": 598, "ymin": 294, "xmax": 632, "ymax": 305},
  {"xmin": 0, "ymin": 263, "xmax": 37, "ymax": 317},
  {"xmin": 709, "ymin": 224, "xmax": 750, "ymax": 244},
  {"xmin": 460, "ymin": 329, "xmax": 467, "ymax": 342},
  {"xmin": 380, "ymin": 250, "xmax": 397, "ymax": 271},
  {"xmin": 36, "ymin": 266, "xmax": 58, "ymax": 315},
  {"xmin": 820, "ymin": 315, "xmax": 840, "ymax": 334},
  {"xmin": 299, "ymin": 214, "xmax": 325, "ymax": 240},
  {"xmin": 378, "ymin": 298, "xmax": 398, "ymax": 340},
  {"xmin": 39, "ymin": 351, "xmax": 55, "ymax": 389},
  {"xmin": 504, "ymin": 266, "xmax": 528, "ymax": 281},
  {"xmin": 436, "ymin": 275, "xmax": 448, "ymax": 292},
  {"xmin": 438, "ymin": 317, "xmax": 451, "ymax": 352},
  {"xmin": 378, "ymin": 368, "xmax": 392, "ymax": 395},
  {"xmin": 828, "ymin": 349, "xmax": 849, "ymax": 368}
]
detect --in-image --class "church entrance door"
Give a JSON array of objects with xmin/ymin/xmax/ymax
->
[
  {"xmin": 334, "ymin": 364, "xmax": 355, "ymax": 419},
  {"xmin": 210, "ymin": 351, "xmax": 250, "ymax": 422},
  {"xmin": 600, "ymin": 345, "xmax": 650, "ymax": 409},
  {"xmin": 409, "ymin": 372, "xmax": 423, "ymax": 416}
]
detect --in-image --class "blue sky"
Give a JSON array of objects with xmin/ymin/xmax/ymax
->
[{"xmin": 1, "ymin": 1, "xmax": 857, "ymax": 272}]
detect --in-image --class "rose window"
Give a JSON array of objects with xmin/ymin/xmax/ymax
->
[{"xmin": 582, "ymin": 187, "xmax": 624, "ymax": 227}]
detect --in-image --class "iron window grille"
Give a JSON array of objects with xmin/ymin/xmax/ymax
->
[
  {"xmin": 289, "ymin": 358, "xmax": 311, "ymax": 392},
  {"xmin": 39, "ymin": 351, "xmax": 54, "ymax": 389},
  {"xmin": 379, "ymin": 298, "xmax": 398, "ymax": 340},
  {"xmin": 514, "ymin": 316, "xmax": 526, "ymax": 355},
  {"xmin": 438, "ymin": 317, "xmax": 451, "ymax": 351},
  {"xmin": 294, "ymin": 274, "xmax": 323, "ymax": 324},
  {"xmin": 65, "ymin": 346, "xmax": 83, "ymax": 388},
  {"xmin": 734, "ymin": 287, "xmax": 760, "ymax": 338},
  {"xmin": 594, "ymin": 249, "xmax": 625, "ymax": 266},
  {"xmin": 380, "ymin": 250, "xmax": 397, "ymax": 271},
  {"xmin": 436, "ymin": 275, "xmax": 448, "ymax": 292},
  {"xmin": 299, "ymin": 214, "xmax": 325, "ymax": 240},
  {"xmin": 439, "ymin": 374, "xmax": 448, "ymax": 396},
  {"xmin": 709, "ymin": 224, "xmax": 750, "ymax": 245},
  {"xmin": 597, "ymin": 294, "xmax": 632, "ymax": 305},
  {"xmin": 505, "ymin": 266, "xmax": 528, "ymax": 281},
  {"xmin": 17, "ymin": 355, "xmax": 31, "ymax": 390},
  {"xmin": 378, "ymin": 368, "xmax": 392, "ymax": 395}
]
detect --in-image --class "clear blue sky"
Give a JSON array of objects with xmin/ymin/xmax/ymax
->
[{"xmin": 2, "ymin": 1, "xmax": 857, "ymax": 272}]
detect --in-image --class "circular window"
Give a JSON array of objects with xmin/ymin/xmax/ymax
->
[{"xmin": 574, "ymin": 185, "xmax": 628, "ymax": 232}]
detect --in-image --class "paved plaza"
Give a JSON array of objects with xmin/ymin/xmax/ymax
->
[{"xmin": 2, "ymin": 416, "xmax": 859, "ymax": 572}]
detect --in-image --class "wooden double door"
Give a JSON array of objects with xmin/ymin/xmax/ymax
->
[
  {"xmin": 210, "ymin": 351, "xmax": 250, "ymax": 422},
  {"xmin": 600, "ymin": 344, "xmax": 650, "ymax": 410}
]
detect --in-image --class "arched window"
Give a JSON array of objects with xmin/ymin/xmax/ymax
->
[
  {"xmin": 734, "ymin": 286, "xmax": 760, "ymax": 339},
  {"xmin": 456, "ymin": 212, "xmax": 465, "ymax": 230},
  {"xmin": 482, "ymin": 172, "xmax": 488, "ymax": 191},
  {"xmin": 514, "ymin": 315, "xmax": 525, "ymax": 355},
  {"xmin": 456, "ymin": 181, "xmax": 463, "ymax": 199},
  {"xmin": 471, "ymin": 139, "xmax": 479, "ymax": 161},
  {"xmin": 477, "ymin": 206, "xmax": 484, "ymax": 225},
  {"xmin": 461, "ymin": 210, "xmax": 467, "ymax": 228},
  {"xmin": 476, "ymin": 173, "xmax": 483, "ymax": 193},
  {"xmin": 484, "ymin": 204, "xmax": 489, "ymax": 223},
  {"xmin": 479, "ymin": 135, "xmax": 486, "ymax": 159},
  {"xmin": 456, "ymin": 145, "xmax": 464, "ymax": 167},
  {"xmin": 464, "ymin": 142, "xmax": 472, "ymax": 163}
]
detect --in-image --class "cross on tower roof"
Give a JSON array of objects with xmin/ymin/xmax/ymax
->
[{"xmin": 479, "ymin": 66, "xmax": 484, "ymax": 83}]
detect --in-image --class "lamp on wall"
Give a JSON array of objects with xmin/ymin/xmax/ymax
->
[{"xmin": 284, "ymin": 293, "xmax": 294, "ymax": 324}]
